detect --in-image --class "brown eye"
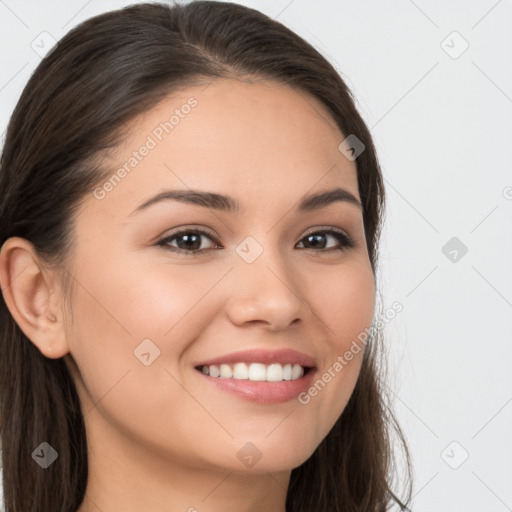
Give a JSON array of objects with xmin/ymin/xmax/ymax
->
[
  {"xmin": 157, "ymin": 229, "xmax": 220, "ymax": 255},
  {"xmin": 297, "ymin": 229, "xmax": 355, "ymax": 252}
]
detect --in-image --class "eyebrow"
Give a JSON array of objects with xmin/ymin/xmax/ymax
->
[{"xmin": 129, "ymin": 186, "xmax": 362, "ymax": 216}]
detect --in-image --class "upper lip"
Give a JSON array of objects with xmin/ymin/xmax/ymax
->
[{"xmin": 194, "ymin": 348, "xmax": 316, "ymax": 368}]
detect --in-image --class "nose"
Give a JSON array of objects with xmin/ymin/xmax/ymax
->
[{"xmin": 225, "ymin": 243, "xmax": 308, "ymax": 331}]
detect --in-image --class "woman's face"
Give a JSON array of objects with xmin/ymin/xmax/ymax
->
[{"xmin": 62, "ymin": 77, "xmax": 375, "ymax": 474}]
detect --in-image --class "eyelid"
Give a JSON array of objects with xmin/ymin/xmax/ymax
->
[
  {"xmin": 158, "ymin": 225, "xmax": 218, "ymax": 241},
  {"xmin": 302, "ymin": 225, "xmax": 347, "ymax": 237},
  {"xmin": 159, "ymin": 224, "xmax": 349, "ymax": 239}
]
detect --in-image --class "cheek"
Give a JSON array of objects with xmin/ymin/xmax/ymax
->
[
  {"xmin": 64, "ymin": 250, "xmax": 228, "ymax": 403},
  {"xmin": 298, "ymin": 259, "xmax": 375, "ymax": 430},
  {"xmin": 327, "ymin": 261, "xmax": 375, "ymax": 345},
  {"xmin": 69, "ymin": 250, "xmax": 224, "ymax": 343},
  {"xmin": 64, "ymin": 254, "xmax": 233, "ymax": 465},
  {"xmin": 306, "ymin": 255, "xmax": 375, "ymax": 346}
]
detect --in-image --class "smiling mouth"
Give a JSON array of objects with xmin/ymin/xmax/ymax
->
[{"xmin": 194, "ymin": 362, "xmax": 312, "ymax": 382}]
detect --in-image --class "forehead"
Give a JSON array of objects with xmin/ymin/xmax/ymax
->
[{"xmin": 91, "ymin": 77, "xmax": 359, "ymax": 216}]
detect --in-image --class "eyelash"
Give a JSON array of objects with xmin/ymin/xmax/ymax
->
[{"xmin": 156, "ymin": 226, "xmax": 355, "ymax": 256}]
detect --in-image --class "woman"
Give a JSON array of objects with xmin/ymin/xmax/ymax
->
[{"xmin": 0, "ymin": 2, "xmax": 413, "ymax": 511}]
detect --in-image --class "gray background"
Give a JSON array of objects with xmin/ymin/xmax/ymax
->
[{"xmin": 1, "ymin": 0, "xmax": 511, "ymax": 510}]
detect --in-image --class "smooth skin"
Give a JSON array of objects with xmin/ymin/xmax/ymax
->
[{"xmin": 0, "ymin": 77, "xmax": 375, "ymax": 512}]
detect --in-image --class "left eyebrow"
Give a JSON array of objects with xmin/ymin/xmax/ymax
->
[
  {"xmin": 297, "ymin": 187, "xmax": 362, "ymax": 212},
  {"xmin": 128, "ymin": 186, "xmax": 362, "ymax": 217}
]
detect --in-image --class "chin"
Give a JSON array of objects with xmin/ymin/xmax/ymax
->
[{"xmin": 212, "ymin": 436, "xmax": 319, "ymax": 475}]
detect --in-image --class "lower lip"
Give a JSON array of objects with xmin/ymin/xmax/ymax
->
[{"xmin": 196, "ymin": 368, "xmax": 317, "ymax": 404}]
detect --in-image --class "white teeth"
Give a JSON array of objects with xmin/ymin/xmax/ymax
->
[
  {"xmin": 233, "ymin": 362, "xmax": 248, "ymax": 379},
  {"xmin": 266, "ymin": 363, "xmax": 283, "ymax": 382},
  {"xmin": 200, "ymin": 362, "xmax": 306, "ymax": 381},
  {"xmin": 248, "ymin": 363, "xmax": 266, "ymax": 381},
  {"xmin": 291, "ymin": 363, "xmax": 303, "ymax": 380},
  {"xmin": 282, "ymin": 363, "xmax": 292, "ymax": 380},
  {"xmin": 220, "ymin": 364, "xmax": 233, "ymax": 378},
  {"xmin": 209, "ymin": 365, "xmax": 220, "ymax": 378}
]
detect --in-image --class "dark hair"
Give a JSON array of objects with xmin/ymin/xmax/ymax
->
[{"xmin": 0, "ymin": 2, "xmax": 413, "ymax": 511}]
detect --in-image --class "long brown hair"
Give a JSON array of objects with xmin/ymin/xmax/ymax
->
[{"xmin": 0, "ymin": 2, "xmax": 413, "ymax": 510}]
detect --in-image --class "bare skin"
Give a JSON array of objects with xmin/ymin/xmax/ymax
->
[{"xmin": 0, "ymin": 77, "xmax": 375, "ymax": 511}]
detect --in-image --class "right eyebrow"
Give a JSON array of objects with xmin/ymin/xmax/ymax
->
[{"xmin": 129, "ymin": 189, "xmax": 240, "ymax": 216}]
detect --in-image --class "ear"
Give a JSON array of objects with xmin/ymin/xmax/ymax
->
[{"xmin": 0, "ymin": 236, "xmax": 70, "ymax": 359}]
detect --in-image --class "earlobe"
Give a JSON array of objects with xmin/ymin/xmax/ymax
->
[{"xmin": 0, "ymin": 237, "xmax": 70, "ymax": 359}]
